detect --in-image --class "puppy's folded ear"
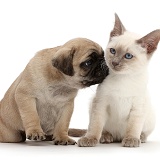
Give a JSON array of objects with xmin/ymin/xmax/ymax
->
[{"xmin": 52, "ymin": 47, "xmax": 75, "ymax": 76}]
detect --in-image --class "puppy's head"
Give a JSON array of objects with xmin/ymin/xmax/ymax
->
[{"xmin": 52, "ymin": 38, "xmax": 109, "ymax": 88}]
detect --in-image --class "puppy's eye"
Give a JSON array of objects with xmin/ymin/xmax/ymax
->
[
  {"xmin": 110, "ymin": 48, "xmax": 116, "ymax": 54},
  {"xmin": 125, "ymin": 53, "xmax": 133, "ymax": 59},
  {"xmin": 85, "ymin": 59, "xmax": 93, "ymax": 67}
]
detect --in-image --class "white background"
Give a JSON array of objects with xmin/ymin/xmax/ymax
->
[{"xmin": 0, "ymin": 0, "xmax": 160, "ymax": 159}]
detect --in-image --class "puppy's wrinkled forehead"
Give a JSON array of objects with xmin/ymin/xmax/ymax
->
[{"xmin": 63, "ymin": 38, "xmax": 103, "ymax": 55}]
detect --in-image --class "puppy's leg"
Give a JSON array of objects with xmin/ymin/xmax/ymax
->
[
  {"xmin": 15, "ymin": 94, "xmax": 45, "ymax": 141},
  {"xmin": 52, "ymin": 100, "xmax": 76, "ymax": 145},
  {"xmin": 0, "ymin": 119, "xmax": 25, "ymax": 142}
]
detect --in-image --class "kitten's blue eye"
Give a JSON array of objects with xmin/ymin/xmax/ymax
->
[
  {"xmin": 110, "ymin": 48, "xmax": 116, "ymax": 54},
  {"xmin": 125, "ymin": 53, "xmax": 133, "ymax": 59}
]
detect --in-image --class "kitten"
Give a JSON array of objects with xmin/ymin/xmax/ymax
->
[{"xmin": 76, "ymin": 14, "xmax": 160, "ymax": 147}]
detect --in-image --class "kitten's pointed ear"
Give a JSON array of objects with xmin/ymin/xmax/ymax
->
[
  {"xmin": 137, "ymin": 29, "xmax": 160, "ymax": 54},
  {"xmin": 110, "ymin": 13, "xmax": 126, "ymax": 38},
  {"xmin": 52, "ymin": 47, "xmax": 75, "ymax": 76}
]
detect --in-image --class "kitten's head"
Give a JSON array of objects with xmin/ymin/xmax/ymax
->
[{"xmin": 106, "ymin": 13, "xmax": 160, "ymax": 75}]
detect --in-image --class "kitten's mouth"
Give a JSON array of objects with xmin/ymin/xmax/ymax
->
[
  {"xmin": 110, "ymin": 66, "xmax": 129, "ymax": 74},
  {"xmin": 111, "ymin": 66, "xmax": 121, "ymax": 72}
]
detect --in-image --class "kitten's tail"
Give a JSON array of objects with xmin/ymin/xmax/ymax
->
[{"xmin": 68, "ymin": 128, "xmax": 87, "ymax": 137}]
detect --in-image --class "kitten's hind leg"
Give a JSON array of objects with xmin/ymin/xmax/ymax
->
[
  {"xmin": 140, "ymin": 132, "xmax": 147, "ymax": 143},
  {"xmin": 100, "ymin": 131, "xmax": 114, "ymax": 144}
]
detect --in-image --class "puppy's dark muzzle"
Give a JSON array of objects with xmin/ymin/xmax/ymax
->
[
  {"xmin": 82, "ymin": 60, "xmax": 109, "ymax": 87},
  {"xmin": 91, "ymin": 60, "xmax": 109, "ymax": 84}
]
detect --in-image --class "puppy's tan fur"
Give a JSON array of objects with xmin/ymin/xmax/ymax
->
[{"xmin": 0, "ymin": 38, "xmax": 108, "ymax": 144}]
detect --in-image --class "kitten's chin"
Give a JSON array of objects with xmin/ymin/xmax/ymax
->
[{"xmin": 110, "ymin": 67, "xmax": 129, "ymax": 75}]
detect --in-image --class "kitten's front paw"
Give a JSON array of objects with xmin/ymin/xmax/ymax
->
[
  {"xmin": 78, "ymin": 136, "xmax": 98, "ymax": 147},
  {"xmin": 100, "ymin": 131, "xmax": 113, "ymax": 144},
  {"xmin": 52, "ymin": 136, "xmax": 76, "ymax": 145},
  {"xmin": 122, "ymin": 137, "xmax": 140, "ymax": 147}
]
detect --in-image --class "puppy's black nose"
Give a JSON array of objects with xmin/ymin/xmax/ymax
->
[{"xmin": 96, "ymin": 72, "xmax": 102, "ymax": 77}]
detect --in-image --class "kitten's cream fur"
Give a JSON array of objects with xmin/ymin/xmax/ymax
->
[{"xmin": 77, "ymin": 14, "xmax": 160, "ymax": 147}]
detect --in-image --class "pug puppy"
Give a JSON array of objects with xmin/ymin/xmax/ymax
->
[{"xmin": 0, "ymin": 38, "xmax": 108, "ymax": 145}]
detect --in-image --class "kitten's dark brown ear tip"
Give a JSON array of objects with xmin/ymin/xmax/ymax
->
[
  {"xmin": 114, "ymin": 13, "xmax": 122, "ymax": 24},
  {"xmin": 114, "ymin": 13, "xmax": 119, "ymax": 19},
  {"xmin": 110, "ymin": 13, "xmax": 126, "ymax": 39},
  {"xmin": 137, "ymin": 29, "xmax": 160, "ymax": 54}
]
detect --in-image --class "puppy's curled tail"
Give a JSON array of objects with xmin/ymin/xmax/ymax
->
[{"xmin": 68, "ymin": 128, "xmax": 87, "ymax": 137}]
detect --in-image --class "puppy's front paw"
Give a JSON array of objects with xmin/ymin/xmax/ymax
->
[
  {"xmin": 26, "ymin": 129, "xmax": 46, "ymax": 141},
  {"xmin": 100, "ymin": 131, "xmax": 113, "ymax": 144},
  {"xmin": 52, "ymin": 136, "xmax": 76, "ymax": 145},
  {"xmin": 122, "ymin": 137, "xmax": 140, "ymax": 147},
  {"xmin": 78, "ymin": 137, "xmax": 98, "ymax": 147}
]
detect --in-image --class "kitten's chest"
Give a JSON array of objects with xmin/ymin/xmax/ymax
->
[
  {"xmin": 101, "ymin": 74, "xmax": 146, "ymax": 97},
  {"xmin": 103, "ymin": 96, "xmax": 132, "ymax": 141},
  {"xmin": 107, "ymin": 96, "xmax": 132, "ymax": 119}
]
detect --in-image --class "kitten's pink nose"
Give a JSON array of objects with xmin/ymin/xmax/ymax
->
[{"xmin": 112, "ymin": 61, "xmax": 119, "ymax": 67}]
